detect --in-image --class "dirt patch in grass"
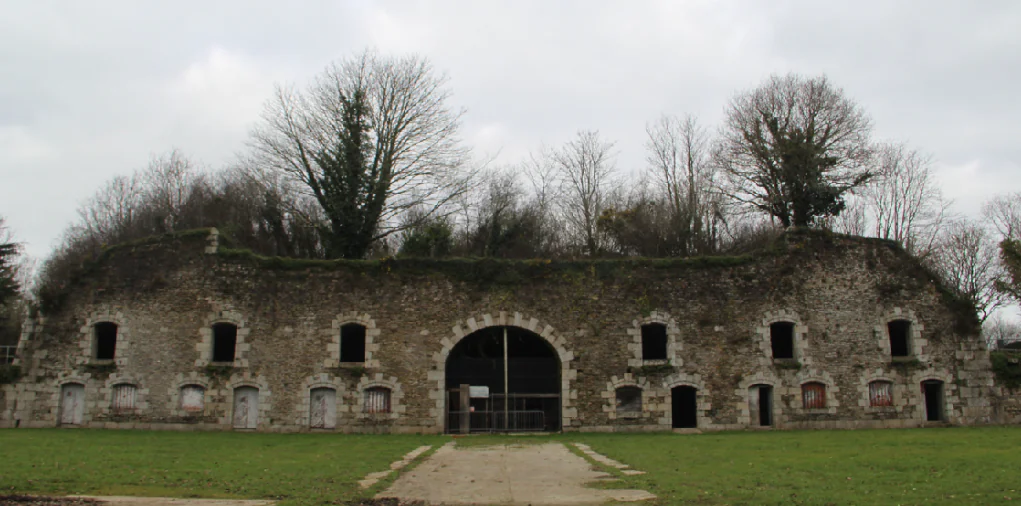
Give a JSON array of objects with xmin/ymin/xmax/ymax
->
[{"xmin": 341, "ymin": 499, "xmax": 424, "ymax": 506}]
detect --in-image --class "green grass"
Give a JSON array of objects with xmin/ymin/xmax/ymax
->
[
  {"xmin": 4, "ymin": 428, "xmax": 1020, "ymax": 505},
  {"xmin": 563, "ymin": 427, "xmax": 1021, "ymax": 505},
  {"xmin": 0, "ymin": 430, "xmax": 445, "ymax": 505}
]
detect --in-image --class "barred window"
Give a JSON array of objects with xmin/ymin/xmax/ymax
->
[
  {"xmin": 112, "ymin": 384, "xmax": 137, "ymax": 412},
  {"xmin": 180, "ymin": 385, "xmax": 205, "ymax": 412},
  {"xmin": 801, "ymin": 382, "xmax": 826, "ymax": 409},
  {"xmin": 364, "ymin": 387, "xmax": 391, "ymax": 414},
  {"xmin": 869, "ymin": 381, "xmax": 894, "ymax": 407}
]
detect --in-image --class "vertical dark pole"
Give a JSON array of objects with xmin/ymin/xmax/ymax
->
[
  {"xmin": 459, "ymin": 383, "xmax": 470, "ymax": 434},
  {"xmin": 503, "ymin": 327, "xmax": 509, "ymax": 431}
]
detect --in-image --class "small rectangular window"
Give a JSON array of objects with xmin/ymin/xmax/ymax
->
[
  {"xmin": 212, "ymin": 323, "xmax": 238, "ymax": 363},
  {"xmin": 802, "ymin": 382, "xmax": 826, "ymax": 409},
  {"xmin": 112, "ymin": 384, "xmax": 137, "ymax": 412},
  {"xmin": 615, "ymin": 386, "xmax": 643, "ymax": 415},
  {"xmin": 770, "ymin": 322, "xmax": 795, "ymax": 359},
  {"xmin": 364, "ymin": 387, "xmax": 391, "ymax": 414},
  {"xmin": 888, "ymin": 320, "xmax": 911, "ymax": 357},
  {"xmin": 181, "ymin": 385, "xmax": 205, "ymax": 412},
  {"xmin": 869, "ymin": 381, "xmax": 893, "ymax": 407},
  {"xmin": 94, "ymin": 322, "xmax": 118, "ymax": 360},
  {"xmin": 340, "ymin": 324, "xmax": 367, "ymax": 363},
  {"xmin": 641, "ymin": 323, "xmax": 668, "ymax": 361}
]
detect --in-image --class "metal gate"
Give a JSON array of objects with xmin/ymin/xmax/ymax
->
[
  {"xmin": 60, "ymin": 383, "xmax": 85, "ymax": 426},
  {"xmin": 445, "ymin": 387, "xmax": 557, "ymax": 433}
]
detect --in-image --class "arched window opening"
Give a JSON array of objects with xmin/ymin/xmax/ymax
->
[
  {"xmin": 615, "ymin": 386, "xmax": 642, "ymax": 416},
  {"xmin": 770, "ymin": 322, "xmax": 795, "ymax": 360},
  {"xmin": 888, "ymin": 320, "xmax": 911, "ymax": 357},
  {"xmin": 802, "ymin": 382, "xmax": 826, "ymax": 409},
  {"xmin": 869, "ymin": 381, "xmax": 893, "ymax": 407},
  {"xmin": 365, "ymin": 387, "xmax": 391, "ymax": 414},
  {"xmin": 211, "ymin": 323, "xmax": 238, "ymax": 363},
  {"xmin": 640, "ymin": 323, "xmax": 668, "ymax": 361},
  {"xmin": 93, "ymin": 322, "xmax": 118, "ymax": 360},
  {"xmin": 340, "ymin": 323, "xmax": 367, "ymax": 363},
  {"xmin": 180, "ymin": 385, "xmax": 205, "ymax": 412}
]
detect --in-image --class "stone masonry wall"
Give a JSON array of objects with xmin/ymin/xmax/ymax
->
[{"xmin": 0, "ymin": 229, "xmax": 1007, "ymax": 432}]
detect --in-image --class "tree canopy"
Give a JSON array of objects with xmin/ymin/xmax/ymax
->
[
  {"xmin": 249, "ymin": 50, "xmax": 470, "ymax": 259},
  {"xmin": 717, "ymin": 74, "xmax": 874, "ymax": 227}
]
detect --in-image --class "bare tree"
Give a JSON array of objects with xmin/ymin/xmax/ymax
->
[
  {"xmin": 139, "ymin": 149, "xmax": 203, "ymax": 233},
  {"xmin": 827, "ymin": 194, "xmax": 867, "ymax": 236},
  {"xmin": 984, "ymin": 192, "xmax": 1021, "ymax": 239},
  {"xmin": 521, "ymin": 146, "xmax": 565, "ymax": 256},
  {"xmin": 716, "ymin": 73, "xmax": 874, "ymax": 228},
  {"xmin": 645, "ymin": 114, "xmax": 724, "ymax": 255},
  {"xmin": 0, "ymin": 217, "xmax": 19, "ymax": 305},
  {"xmin": 76, "ymin": 174, "xmax": 144, "ymax": 245},
  {"xmin": 983, "ymin": 316, "xmax": 1021, "ymax": 350},
  {"xmin": 248, "ymin": 49, "xmax": 470, "ymax": 259},
  {"xmin": 864, "ymin": 143, "xmax": 952, "ymax": 257},
  {"xmin": 928, "ymin": 220, "xmax": 1008, "ymax": 323},
  {"xmin": 554, "ymin": 131, "xmax": 616, "ymax": 256}
]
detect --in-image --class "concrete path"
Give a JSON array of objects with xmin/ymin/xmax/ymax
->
[
  {"xmin": 378, "ymin": 443, "xmax": 654, "ymax": 505},
  {"xmin": 69, "ymin": 498, "xmax": 274, "ymax": 506}
]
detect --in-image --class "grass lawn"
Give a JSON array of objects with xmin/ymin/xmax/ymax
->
[
  {"xmin": 567, "ymin": 427, "xmax": 1021, "ymax": 505},
  {"xmin": 2, "ymin": 427, "xmax": 1019, "ymax": 505},
  {"xmin": 0, "ymin": 430, "xmax": 444, "ymax": 505}
]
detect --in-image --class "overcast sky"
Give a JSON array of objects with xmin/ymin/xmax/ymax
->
[{"xmin": 1, "ymin": 0, "xmax": 1020, "ymax": 261}]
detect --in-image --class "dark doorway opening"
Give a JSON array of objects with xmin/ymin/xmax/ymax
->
[
  {"xmin": 671, "ymin": 386, "xmax": 698, "ymax": 428},
  {"xmin": 752, "ymin": 384, "xmax": 773, "ymax": 427},
  {"xmin": 923, "ymin": 380, "xmax": 944, "ymax": 422},
  {"xmin": 889, "ymin": 320, "xmax": 911, "ymax": 357},
  {"xmin": 212, "ymin": 323, "xmax": 238, "ymax": 363},
  {"xmin": 770, "ymin": 322, "xmax": 795, "ymax": 359},
  {"xmin": 445, "ymin": 326, "xmax": 560, "ymax": 433},
  {"xmin": 93, "ymin": 322, "xmax": 118, "ymax": 360}
]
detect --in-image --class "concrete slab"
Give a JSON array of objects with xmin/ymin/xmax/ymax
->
[
  {"xmin": 69, "ymin": 497, "xmax": 273, "ymax": 506},
  {"xmin": 378, "ymin": 443, "xmax": 654, "ymax": 505}
]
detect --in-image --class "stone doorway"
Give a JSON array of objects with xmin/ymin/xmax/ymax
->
[
  {"xmin": 671, "ymin": 386, "xmax": 698, "ymax": 428},
  {"xmin": 59, "ymin": 383, "xmax": 85, "ymax": 426},
  {"xmin": 232, "ymin": 386, "xmax": 259, "ymax": 429},
  {"xmin": 749, "ymin": 384, "xmax": 773, "ymax": 427},
  {"xmin": 923, "ymin": 380, "xmax": 945, "ymax": 422},
  {"xmin": 445, "ymin": 326, "xmax": 561, "ymax": 433}
]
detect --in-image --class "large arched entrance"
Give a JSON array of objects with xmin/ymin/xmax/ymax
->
[{"xmin": 445, "ymin": 326, "xmax": 561, "ymax": 433}]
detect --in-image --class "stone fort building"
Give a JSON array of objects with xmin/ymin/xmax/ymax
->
[{"xmin": 1, "ymin": 228, "xmax": 1017, "ymax": 432}]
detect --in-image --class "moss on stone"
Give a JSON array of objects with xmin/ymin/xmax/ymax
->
[{"xmin": 991, "ymin": 351, "xmax": 1021, "ymax": 390}]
